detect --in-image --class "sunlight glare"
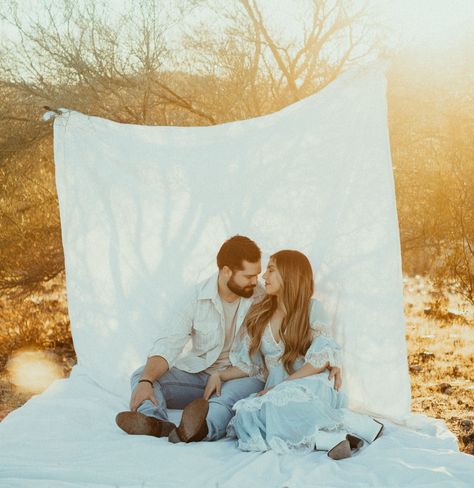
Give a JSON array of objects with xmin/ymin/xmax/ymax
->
[
  {"xmin": 378, "ymin": 0, "xmax": 474, "ymax": 48},
  {"xmin": 7, "ymin": 350, "xmax": 64, "ymax": 394}
]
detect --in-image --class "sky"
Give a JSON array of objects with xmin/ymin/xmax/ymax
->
[
  {"xmin": 2, "ymin": 0, "xmax": 473, "ymax": 43},
  {"xmin": 0, "ymin": 0, "xmax": 473, "ymax": 73},
  {"xmin": 378, "ymin": 0, "xmax": 474, "ymax": 47}
]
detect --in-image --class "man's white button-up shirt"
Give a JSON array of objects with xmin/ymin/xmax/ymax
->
[{"xmin": 148, "ymin": 273, "xmax": 264, "ymax": 373}]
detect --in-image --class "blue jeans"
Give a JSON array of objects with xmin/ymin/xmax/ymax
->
[{"xmin": 130, "ymin": 365, "xmax": 264, "ymax": 440}]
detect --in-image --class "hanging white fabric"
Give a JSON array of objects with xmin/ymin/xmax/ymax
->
[{"xmin": 52, "ymin": 62, "xmax": 410, "ymax": 420}]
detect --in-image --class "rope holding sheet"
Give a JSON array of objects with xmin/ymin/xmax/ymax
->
[{"xmin": 42, "ymin": 106, "xmax": 68, "ymax": 122}]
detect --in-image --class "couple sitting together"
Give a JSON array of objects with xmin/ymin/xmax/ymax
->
[{"xmin": 116, "ymin": 235, "xmax": 383, "ymax": 460}]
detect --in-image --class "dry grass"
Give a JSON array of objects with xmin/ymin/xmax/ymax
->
[
  {"xmin": 404, "ymin": 276, "xmax": 474, "ymax": 454},
  {"xmin": 0, "ymin": 274, "xmax": 473, "ymax": 454},
  {"xmin": 0, "ymin": 274, "xmax": 75, "ymax": 418}
]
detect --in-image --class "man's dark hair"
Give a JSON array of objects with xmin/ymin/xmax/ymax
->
[{"xmin": 216, "ymin": 235, "xmax": 261, "ymax": 270}]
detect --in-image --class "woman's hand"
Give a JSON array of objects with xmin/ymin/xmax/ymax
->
[
  {"xmin": 204, "ymin": 373, "xmax": 222, "ymax": 400},
  {"xmin": 328, "ymin": 366, "xmax": 342, "ymax": 391},
  {"xmin": 256, "ymin": 387, "xmax": 273, "ymax": 397}
]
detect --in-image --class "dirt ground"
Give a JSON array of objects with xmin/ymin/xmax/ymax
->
[{"xmin": 0, "ymin": 275, "xmax": 473, "ymax": 454}]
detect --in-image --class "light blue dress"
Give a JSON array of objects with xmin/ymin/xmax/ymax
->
[{"xmin": 226, "ymin": 300, "xmax": 376, "ymax": 454}]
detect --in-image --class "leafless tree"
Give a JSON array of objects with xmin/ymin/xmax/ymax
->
[
  {"xmin": 0, "ymin": 0, "xmax": 385, "ymax": 294},
  {"xmin": 389, "ymin": 43, "xmax": 474, "ymax": 304},
  {"xmin": 181, "ymin": 0, "xmax": 384, "ymax": 119}
]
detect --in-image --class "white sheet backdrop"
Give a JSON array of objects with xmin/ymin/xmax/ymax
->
[
  {"xmin": 1, "ymin": 62, "xmax": 473, "ymax": 488},
  {"xmin": 53, "ymin": 62, "xmax": 409, "ymax": 420}
]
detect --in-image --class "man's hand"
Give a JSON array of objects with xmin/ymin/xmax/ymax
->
[
  {"xmin": 130, "ymin": 382, "xmax": 158, "ymax": 411},
  {"xmin": 204, "ymin": 373, "xmax": 222, "ymax": 400},
  {"xmin": 328, "ymin": 366, "xmax": 342, "ymax": 391}
]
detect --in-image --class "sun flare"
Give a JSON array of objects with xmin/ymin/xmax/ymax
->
[
  {"xmin": 6, "ymin": 350, "xmax": 64, "ymax": 394},
  {"xmin": 379, "ymin": 0, "xmax": 474, "ymax": 47}
]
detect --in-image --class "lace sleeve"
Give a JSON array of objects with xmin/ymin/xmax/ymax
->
[
  {"xmin": 304, "ymin": 322, "xmax": 342, "ymax": 369},
  {"xmin": 230, "ymin": 330, "xmax": 267, "ymax": 382}
]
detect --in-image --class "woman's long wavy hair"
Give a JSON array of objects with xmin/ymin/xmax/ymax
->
[{"xmin": 245, "ymin": 250, "xmax": 314, "ymax": 374}]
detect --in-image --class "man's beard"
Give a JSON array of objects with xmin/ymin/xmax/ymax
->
[{"xmin": 227, "ymin": 274, "xmax": 255, "ymax": 298}]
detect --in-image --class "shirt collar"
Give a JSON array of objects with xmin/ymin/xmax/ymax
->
[{"xmin": 198, "ymin": 272, "xmax": 219, "ymax": 301}]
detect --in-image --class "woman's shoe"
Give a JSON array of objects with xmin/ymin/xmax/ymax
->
[
  {"xmin": 346, "ymin": 434, "xmax": 363, "ymax": 450},
  {"xmin": 373, "ymin": 419, "xmax": 384, "ymax": 441},
  {"xmin": 341, "ymin": 410, "xmax": 384, "ymax": 443},
  {"xmin": 327, "ymin": 439, "xmax": 352, "ymax": 460}
]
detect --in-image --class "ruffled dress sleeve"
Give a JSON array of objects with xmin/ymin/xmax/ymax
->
[
  {"xmin": 230, "ymin": 329, "xmax": 267, "ymax": 382},
  {"xmin": 304, "ymin": 300, "xmax": 342, "ymax": 369}
]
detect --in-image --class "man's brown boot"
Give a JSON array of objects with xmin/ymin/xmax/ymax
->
[
  {"xmin": 168, "ymin": 398, "xmax": 209, "ymax": 443},
  {"xmin": 116, "ymin": 411, "xmax": 176, "ymax": 437}
]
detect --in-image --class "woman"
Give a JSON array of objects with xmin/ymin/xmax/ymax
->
[{"xmin": 203, "ymin": 250, "xmax": 383, "ymax": 459}]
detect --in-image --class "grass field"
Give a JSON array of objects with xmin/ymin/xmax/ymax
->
[{"xmin": 0, "ymin": 274, "xmax": 473, "ymax": 454}]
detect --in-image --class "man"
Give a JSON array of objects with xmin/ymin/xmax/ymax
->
[{"xmin": 116, "ymin": 235, "xmax": 266, "ymax": 442}]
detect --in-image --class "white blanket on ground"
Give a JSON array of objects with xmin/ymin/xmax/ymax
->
[
  {"xmin": 1, "ymin": 63, "xmax": 472, "ymax": 486},
  {"xmin": 0, "ymin": 370, "xmax": 472, "ymax": 487}
]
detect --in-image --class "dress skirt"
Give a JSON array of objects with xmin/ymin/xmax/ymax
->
[{"xmin": 226, "ymin": 370, "xmax": 348, "ymax": 454}]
